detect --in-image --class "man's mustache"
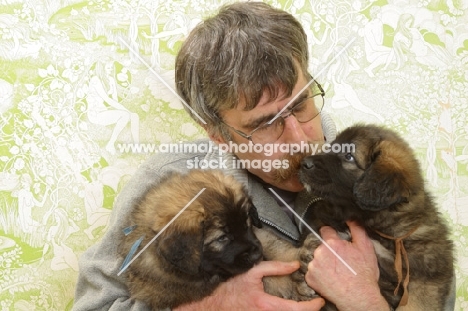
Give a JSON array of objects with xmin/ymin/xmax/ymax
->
[{"xmin": 274, "ymin": 151, "xmax": 308, "ymax": 183}]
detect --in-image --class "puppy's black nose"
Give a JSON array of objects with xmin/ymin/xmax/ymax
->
[
  {"xmin": 301, "ymin": 157, "xmax": 315, "ymax": 170},
  {"xmin": 248, "ymin": 244, "xmax": 263, "ymax": 264}
]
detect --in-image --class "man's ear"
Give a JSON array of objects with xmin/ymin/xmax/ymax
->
[
  {"xmin": 156, "ymin": 221, "xmax": 204, "ymax": 275},
  {"xmin": 205, "ymin": 127, "xmax": 227, "ymax": 145},
  {"xmin": 201, "ymin": 124, "xmax": 226, "ymax": 145},
  {"xmin": 353, "ymin": 142, "xmax": 411, "ymax": 211}
]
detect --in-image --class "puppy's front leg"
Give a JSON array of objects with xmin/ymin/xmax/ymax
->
[
  {"xmin": 292, "ymin": 234, "xmax": 324, "ymax": 301},
  {"xmin": 256, "ymin": 228, "xmax": 318, "ymax": 301},
  {"xmin": 297, "ymin": 234, "xmax": 339, "ymax": 310}
]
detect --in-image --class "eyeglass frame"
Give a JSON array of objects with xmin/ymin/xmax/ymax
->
[{"xmin": 217, "ymin": 79, "xmax": 325, "ymax": 144}]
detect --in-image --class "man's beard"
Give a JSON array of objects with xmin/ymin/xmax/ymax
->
[
  {"xmin": 273, "ymin": 151, "xmax": 309, "ymax": 184},
  {"xmin": 273, "ymin": 139, "xmax": 325, "ymax": 184}
]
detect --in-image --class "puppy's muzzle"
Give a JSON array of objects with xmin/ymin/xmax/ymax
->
[
  {"xmin": 246, "ymin": 242, "xmax": 263, "ymax": 264},
  {"xmin": 245, "ymin": 231, "xmax": 263, "ymax": 264},
  {"xmin": 301, "ymin": 156, "xmax": 315, "ymax": 170}
]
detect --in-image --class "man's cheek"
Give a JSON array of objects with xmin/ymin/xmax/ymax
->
[{"xmin": 272, "ymin": 159, "xmax": 283, "ymax": 170}]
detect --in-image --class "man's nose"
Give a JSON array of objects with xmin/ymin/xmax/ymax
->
[{"xmin": 281, "ymin": 113, "xmax": 307, "ymax": 143}]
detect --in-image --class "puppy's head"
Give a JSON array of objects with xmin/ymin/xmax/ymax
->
[
  {"xmin": 137, "ymin": 170, "xmax": 262, "ymax": 278},
  {"xmin": 299, "ymin": 125, "xmax": 423, "ymax": 211}
]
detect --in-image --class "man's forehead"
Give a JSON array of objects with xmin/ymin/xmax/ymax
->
[
  {"xmin": 235, "ymin": 62, "xmax": 308, "ymax": 110},
  {"xmin": 230, "ymin": 85, "xmax": 289, "ymax": 113},
  {"xmin": 219, "ymin": 88, "xmax": 282, "ymax": 120},
  {"xmin": 224, "ymin": 94, "xmax": 284, "ymax": 128},
  {"xmin": 255, "ymin": 86, "xmax": 291, "ymax": 108}
]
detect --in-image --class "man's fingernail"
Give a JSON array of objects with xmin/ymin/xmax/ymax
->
[{"xmin": 289, "ymin": 261, "xmax": 299, "ymax": 267}]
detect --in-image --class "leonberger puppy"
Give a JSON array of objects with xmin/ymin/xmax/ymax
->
[
  {"xmin": 294, "ymin": 124, "xmax": 454, "ymax": 310},
  {"xmin": 118, "ymin": 170, "xmax": 263, "ymax": 309}
]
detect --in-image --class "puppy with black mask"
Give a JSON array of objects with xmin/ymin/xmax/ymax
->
[{"xmin": 118, "ymin": 170, "xmax": 263, "ymax": 309}]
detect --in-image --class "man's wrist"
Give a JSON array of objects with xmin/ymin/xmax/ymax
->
[
  {"xmin": 372, "ymin": 294, "xmax": 393, "ymax": 311},
  {"xmin": 175, "ymin": 294, "xmax": 218, "ymax": 311},
  {"xmin": 335, "ymin": 288, "xmax": 388, "ymax": 311}
]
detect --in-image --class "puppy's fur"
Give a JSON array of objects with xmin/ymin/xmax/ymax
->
[
  {"xmin": 296, "ymin": 124, "xmax": 454, "ymax": 310},
  {"xmin": 118, "ymin": 170, "xmax": 263, "ymax": 309}
]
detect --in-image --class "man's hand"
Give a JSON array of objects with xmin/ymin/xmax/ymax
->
[
  {"xmin": 176, "ymin": 261, "xmax": 325, "ymax": 311},
  {"xmin": 305, "ymin": 221, "xmax": 389, "ymax": 311}
]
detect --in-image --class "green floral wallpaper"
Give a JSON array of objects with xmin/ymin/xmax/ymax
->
[{"xmin": 0, "ymin": 0, "xmax": 467, "ymax": 309}]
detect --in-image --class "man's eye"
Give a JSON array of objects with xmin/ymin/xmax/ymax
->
[
  {"xmin": 292, "ymin": 100, "xmax": 307, "ymax": 113},
  {"xmin": 256, "ymin": 120, "xmax": 279, "ymax": 132}
]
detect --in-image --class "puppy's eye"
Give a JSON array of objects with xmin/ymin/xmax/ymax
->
[
  {"xmin": 344, "ymin": 153, "xmax": 355, "ymax": 162},
  {"xmin": 216, "ymin": 235, "xmax": 230, "ymax": 243}
]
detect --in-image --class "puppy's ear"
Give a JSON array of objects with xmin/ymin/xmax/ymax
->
[
  {"xmin": 353, "ymin": 141, "xmax": 411, "ymax": 211},
  {"xmin": 249, "ymin": 205, "xmax": 262, "ymax": 228},
  {"xmin": 157, "ymin": 219, "xmax": 204, "ymax": 275}
]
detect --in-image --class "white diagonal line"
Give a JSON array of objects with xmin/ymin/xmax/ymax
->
[
  {"xmin": 117, "ymin": 187, "xmax": 206, "ymax": 276},
  {"xmin": 119, "ymin": 37, "xmax": 207, "ymax": 125},
  {"xmin": 268, "ymin": 188, "xmax": 357, "ymax": 275},
  {"xmin": 268, "ymin": 36, "xmax": 357, "ymax": 125}
]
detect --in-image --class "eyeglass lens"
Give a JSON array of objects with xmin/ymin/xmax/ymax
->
[{"xmin": 251, "ymin": 93, "xmax": 324, "ymax": 144}]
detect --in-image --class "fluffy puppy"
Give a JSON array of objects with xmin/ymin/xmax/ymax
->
[
  {"xmin": 298, "ymin": 124, "xmax": 454, "ymax": 310},
  {"xmin": 118, "ymin": 170, "xmax": 263, "ymax": 309}
]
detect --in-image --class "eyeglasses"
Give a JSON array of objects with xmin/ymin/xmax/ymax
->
[{"xmin": 220, "ymin": 80, "xmax": 325, "ymax": 144}]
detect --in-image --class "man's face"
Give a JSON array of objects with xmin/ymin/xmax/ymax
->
[{"xmin": 213, "ymin": 71, "xmax": 324, "ymax": 192}]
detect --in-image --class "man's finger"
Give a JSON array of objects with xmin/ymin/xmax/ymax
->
[
  {"xmin": 346, "ymin": 220, "xmax": 368, "ymax": 244},
  {"xmin": 261, "ymin": 295, "xmax": 325, "ymax": 311},
  {"xmin": 251, "ymin": 261, "xmax": 300, "ymax": 278},
  {"xmin": 319, "ymin": 225, "xmax": 340, "ymax": 241}
]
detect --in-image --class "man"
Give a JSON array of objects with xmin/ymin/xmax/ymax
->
[{"xmin": 73, "ymin": 2, "xmax": 453, "ymax": 310}]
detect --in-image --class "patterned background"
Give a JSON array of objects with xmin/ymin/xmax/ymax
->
[{"xmin": 0, "ymin": 0, "xmax": 467, "ymax": 309}]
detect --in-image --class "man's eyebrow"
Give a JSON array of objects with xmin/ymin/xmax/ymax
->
[
  {"xmin": 289, "ymin": 92, "xmax": 309, "ymax": 107},
  {"xmin": 241, "ymin": 92, "xmax": 309, "ymax": 130},
  {"xmin": 241, "ymin": 113, "xmax": 277, "ymax": 130}
]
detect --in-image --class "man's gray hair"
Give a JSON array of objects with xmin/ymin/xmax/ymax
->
[{"xmin": 175, "ymin": 2, "xmax": 309, "ymax": 139}]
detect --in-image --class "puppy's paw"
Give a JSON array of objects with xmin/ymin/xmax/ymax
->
[
  {"xmin": 290, "ymin": 270, "xmax": 318, "ymax": 300},
  {"xmin": 263, "ymin": 273, "xmax": 318, "ymax": 301},
  {"xmin": 303, "ymin": 233, "xmax": 321, "ymax": 250},
  {"xmin": 299, "ymin": 234, "xmax": 321, "ymax": 270},
  {"xmin": 281, "ymin": 234, "xmax": 322, "ymax": 301}
]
